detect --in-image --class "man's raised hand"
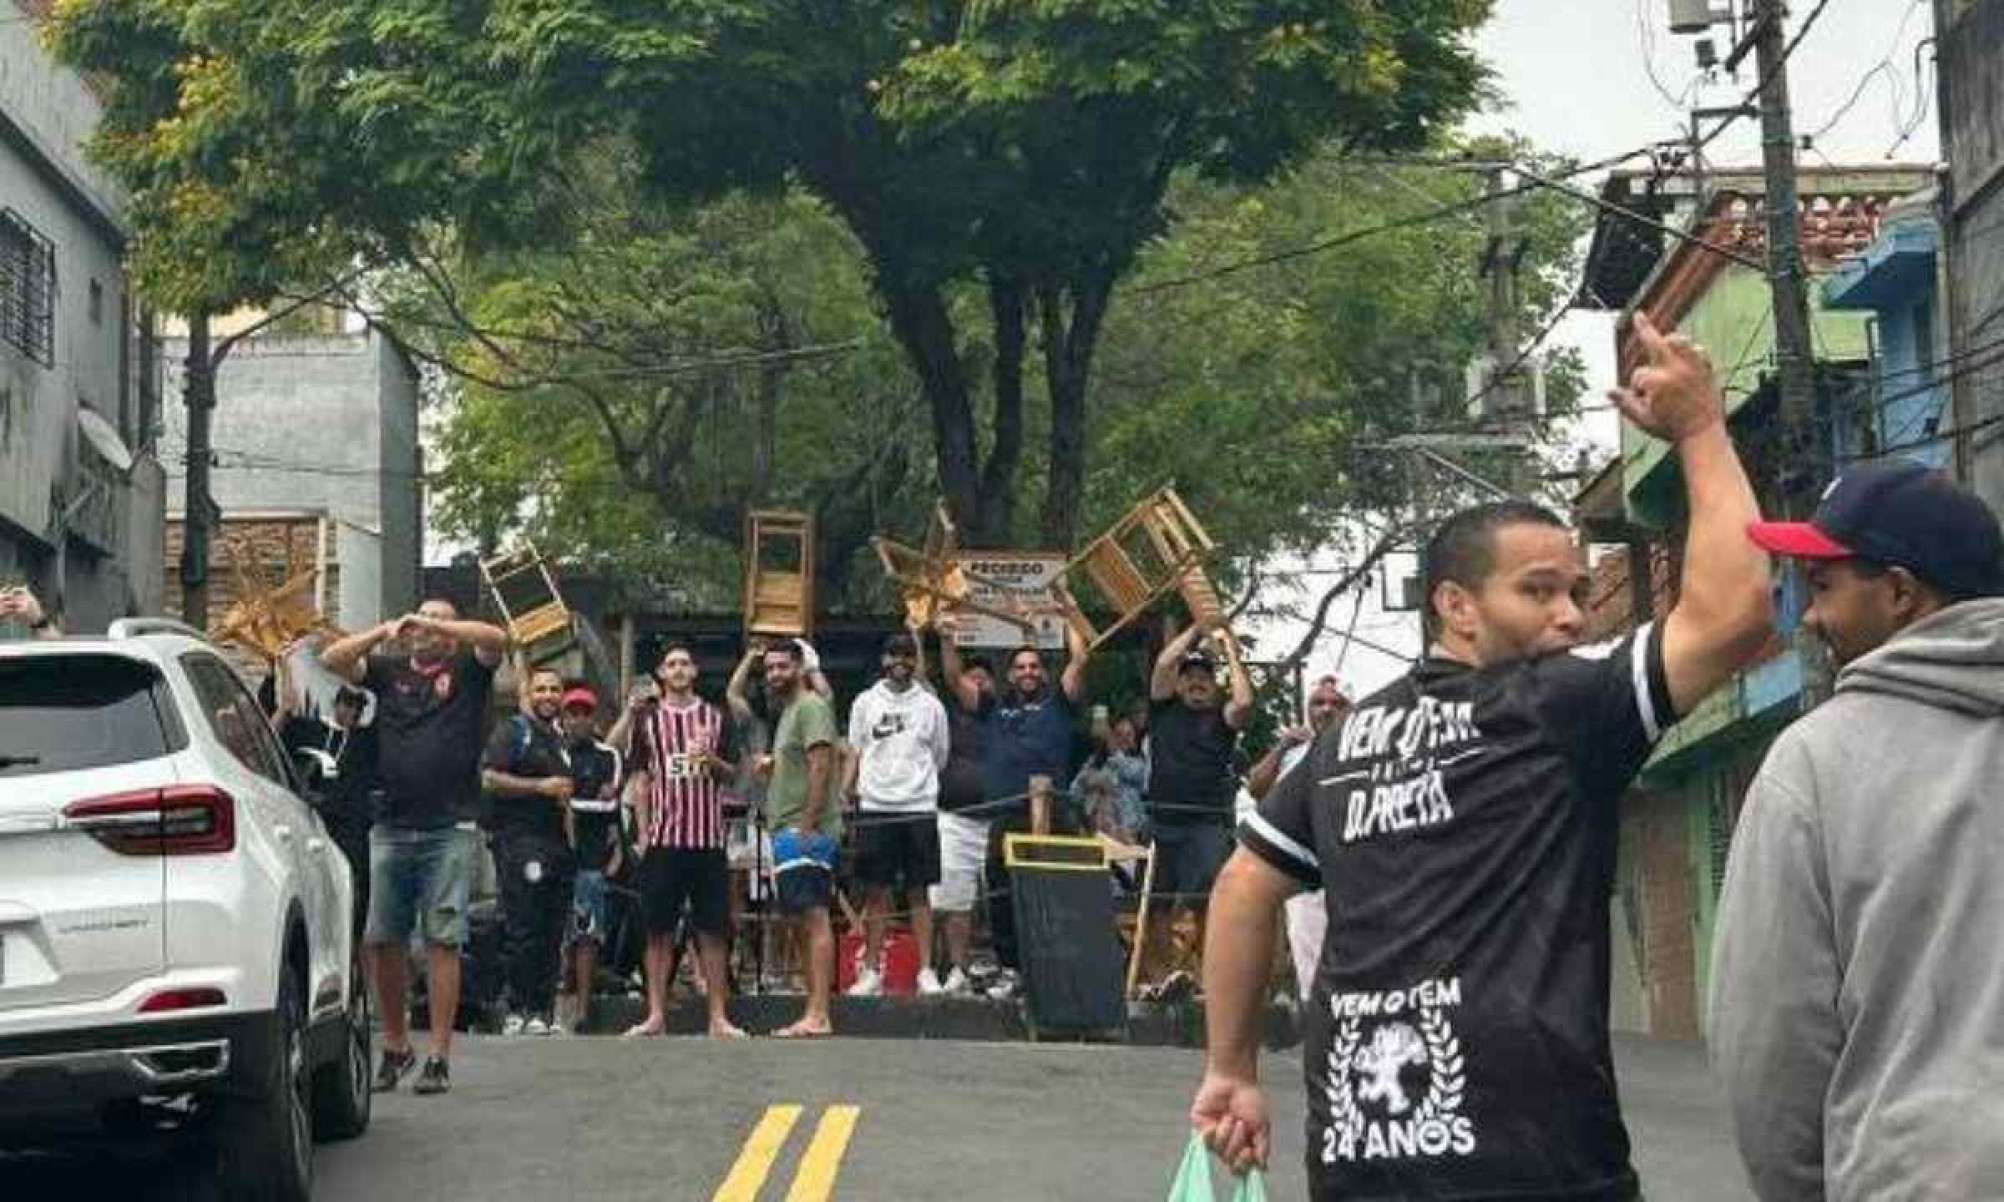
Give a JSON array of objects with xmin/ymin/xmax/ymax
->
[{"xmin": 1608, "ymin": 312, "xmax": 1724, "ymax": 444}]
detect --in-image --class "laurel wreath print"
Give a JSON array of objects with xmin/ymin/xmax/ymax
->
[
  {"xmin": 1327, "ymin": 1016, "xmax": 1365, "ymax": 1137},
  {"xmin": 1416, "ymin": 1005, "xmax": 1466, "ymax": 1121}
]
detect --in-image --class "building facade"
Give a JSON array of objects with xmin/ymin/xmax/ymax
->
[
  {"xmin": 1935, "ymin": 0, "xmax": 2004, "ymax": 499},
  {"xmin": 1, "ymin": 0, "xmax": 165, "ymax": 632},
  {"xmin": 163, "ymin": 329, "xmax": 423, "ymax": 630}
]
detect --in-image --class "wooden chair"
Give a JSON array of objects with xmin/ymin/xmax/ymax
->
[
  {"xmin": 873, "ymin": 502, "xmax": 1036, "ymax": 637},
  {"xmin": 744, "ymin": 509, "xmax": 816, "ymax": 639},
  {"xmin": 215, "ymin": 565, "xmax": 328, "ymax": 662},
  {"xmin": 479, "ymin": 542, "xmax": 573, "ymax": 661},
  {"xmin": 1060, "ymin": 486, "xmax": 1216, "ymax": 653}
]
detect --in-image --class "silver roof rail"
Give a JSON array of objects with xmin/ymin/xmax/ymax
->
[{"xmin": 108, "ymin": 617, "xmax": 210, "ymax": 642}]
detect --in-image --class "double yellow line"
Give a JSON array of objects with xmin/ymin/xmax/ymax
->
[{"xmin": 713, "ymin": 1104, "xmax": 862, "ymax": 1202}]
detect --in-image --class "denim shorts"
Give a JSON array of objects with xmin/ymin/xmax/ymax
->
[
  {"xmin": 365, "ymin": 824, "xmax": 478, "ymax": 948},
  {"xmin": 569, "ymin": 868, "xmax": 610, "ymax": 946}
]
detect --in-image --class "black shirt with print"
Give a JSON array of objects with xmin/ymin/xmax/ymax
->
[
  {"xmin": 361, "ymin": 650, "xmax": 496, "ymax": 830},
  {"xmin": 480, "ymin": 715, "xmax": 571, "ymax": 843},
  {"xmin": 1241, "ymin": 623, "xmax": 1675, "ymax": 1202},
  {"xmin": 566, "ymin": 739, "xmax": 624, "ymax": 872}
]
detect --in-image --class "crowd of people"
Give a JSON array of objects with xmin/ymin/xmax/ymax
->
[{"xmin": 267, "ymin": 578, "xmax": 1303, "ymax": 1095}]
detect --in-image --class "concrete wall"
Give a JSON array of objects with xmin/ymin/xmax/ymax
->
[
  {"xmin": 1, "ymin": 5, "xmax": 162, "ymax": 630},
  {"xmin": 335, "ymin": 518, "xmax": 383, "ymax": 630},
  {"xmin": 163, "ymin": 330, "xmax": 421, "ymax": 619}
]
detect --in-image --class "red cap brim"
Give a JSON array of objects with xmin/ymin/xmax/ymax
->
[
  {"xmin": 1746, "ymin": 521, "xmax": 1853, "ymax": 559},
  {"xmin": 560, "ymin": 689, "xmax": 598, "ymax": 711}
]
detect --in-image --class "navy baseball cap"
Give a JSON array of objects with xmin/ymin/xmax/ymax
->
[{"xmin": 1747, "ymin": 459, "xmax": 2004, "ymax": 597}]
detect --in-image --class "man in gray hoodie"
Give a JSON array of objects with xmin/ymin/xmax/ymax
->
[{"xmin": 1712, "ymin": 458, "xmax": 2004, "ymax": 1202}]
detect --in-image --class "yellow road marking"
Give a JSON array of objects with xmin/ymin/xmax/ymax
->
[
  {"xmin": 713, "ymin": 1104, "xmax": 804, "ymax": 1202},
  {"xmin": 782, "ymin": 1105, "xmax": 862, "ymax": 1202}
]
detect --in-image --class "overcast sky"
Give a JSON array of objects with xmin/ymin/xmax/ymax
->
[{"xmin": 1254, "ymin": 0, "xmax": 1944, "ymax": 701}]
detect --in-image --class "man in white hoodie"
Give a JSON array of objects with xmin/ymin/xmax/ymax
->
[
  {"xmin": 845, "ymin": 630, "xmax": 952, "ymax": 996},
  {"xmin": 1713, "ymin": 458, "xmax": 2004, "ymax": 1201}
]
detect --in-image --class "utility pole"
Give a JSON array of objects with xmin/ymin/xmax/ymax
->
[
  {"xmin": 180, "ymin": 310, "xmax": 215, "ymax": 630},
  {"xmin": 1749, "ymin": 0, "xmax": 1820, "ymax": 511},
  {"xmin": 1478, "ymin": 168, "xmax": 1534, "ymax": 497}
]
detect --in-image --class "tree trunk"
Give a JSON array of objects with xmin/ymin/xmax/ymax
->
[
  {"xmin": 876, "ymin": 275, "xmax": 991, "ymax": 541},
  {"xmin": 979, "ymin": 274, "xmax": 1028, "ymax": 542},
  {"xmin": 180, "ymin": 310, "xmax": 215, "ymax": 630},
  {"xmin": 1037, "ymin": 273, "xmax": 1115, "ymax": 550}
]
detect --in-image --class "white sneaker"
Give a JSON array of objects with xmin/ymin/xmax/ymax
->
[
  {"xmin": 501, "ymin": 1013, "xmax": 527, "ymax": 1037},
  {"xmin": 986, "ymin": 969, "xmax": 1020, "ymax": 1001},
  {"xmin": 847, "ymin": 968, "xmax": 883, "ymax": 998},
  {"xmin": 917, "ymin": 968, "xmax": 944, "ymax": 996},
  {"xmin": 942, "ymin": 967, "xmax": 970, "ymax": 995},
  {"xmin": 525, "ymin": 1015, "xmax": 550, "ymax": 1036}
]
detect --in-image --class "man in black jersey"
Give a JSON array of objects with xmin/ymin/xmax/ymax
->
[{"xmin": 1194, "ymin": 314, "xmax": 1775, "ymax": 1200}]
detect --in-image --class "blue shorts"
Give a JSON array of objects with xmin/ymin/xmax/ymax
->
[
  {"xmin": 772, "ymin": 828, "xmax": 838, "ymax": 915},
  {"xmin": 569, "ymin": 869, "xmax": 610, "ymax": 946},
  {"xmin": 365, "ymin": 825, "xmax": 477, "ymax": 948}
]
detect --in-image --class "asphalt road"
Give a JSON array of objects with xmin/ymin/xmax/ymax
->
[{"xmin": 0, "ymin": 1033, "xmax": 1753, "ymax": 1200}]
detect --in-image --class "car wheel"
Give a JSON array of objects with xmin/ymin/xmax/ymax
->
[
  {"xmin": 215, "ymin": 966, "xmax": 312, "ymax": 1202},
  {"xmin": 311, "ymin": 948, "xmax": 373, "ymax": 1141}
]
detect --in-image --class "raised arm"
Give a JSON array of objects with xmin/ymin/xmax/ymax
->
[
  {"xmin": 1220, "ymin": 629, "xmax": 1256, "ymax": 730},
  {"xmin": 1058, "ymin": 588, "xmax": 1092, "ymax": 704},
  {"xmin": 319, "ymin": 619, "xmax": 397, "ymax": 685},
  {"xmin": 935, "ymin": 616, "xmax": 983, "ymax": 713},
  {"xmin": 726, "ymin": 641, "xmax": 763, "ymax": 723},
  {"xmin": 1246, "ymin": 726, "xmax": 1311, "ymax": 801},
  {"xmin": 797, "ymin": 639, "xmax": 833, "ymax": 700},
  {"xmin": 605, "ymin": 690, "xmax": 645, "ymax": 757},
  {"xmin": 428, "ymin": 614, "xmax": 510, "ymax": 669},
  {"xmin": 1609, "ymin": 313, "xmax": 1774, "ymax": 716},
  {"xmin": 1151, "ymin": 621, "xmax": 1206, "ymax": 702}
]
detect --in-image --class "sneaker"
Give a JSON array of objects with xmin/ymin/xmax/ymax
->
[
  {"xmin": 412, "ymin": 1056, "xmax": 451, "ymax": 1096},
  {"xmin": 846, "ymin": 967, "xmax": 883, "ymax": 998},
  {"xmin": 986, "ymin": 969, "xmax": 1020, "ymax": 1001},
  {"xmin": 525, "ymin": 1015, "xmax": 550, "ymax": 1037},
  {"xmin": 917, "ymin": 967, "xmax": 945, "ymax": 996},
  {"xmin": 501, "ymin": 1013, "xmax": 527, "ymax": 1037},
  {"xmin": 942, "ymin": 967, "xmax": 970, "ymax": 996},
  {"xmin": 372, "ymin": 1046, "xmax": 416, "ymax": 1093}
]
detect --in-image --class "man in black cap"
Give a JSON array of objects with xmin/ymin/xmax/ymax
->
[
  {"xmin": 1142, "ymin": 612, "xmax": 1254, "ymax": 986},
  {"xmin": 1712, "ymin": 459, "xmax": 2004, "ymax": 1201}
]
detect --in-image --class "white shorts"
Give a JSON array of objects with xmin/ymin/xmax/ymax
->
[
  {"xmin": 1285, "ymin": 890, "xmax": 1326, "ymax": 999},
  {"xmin": 726, "ymin": 818, "xmax": 773, "ymax": 901},
  {"xmin": 929, "ymin": 812, "xmax": 990, "ymax": 913}
]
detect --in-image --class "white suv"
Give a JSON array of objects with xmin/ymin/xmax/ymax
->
[{"xmin": 0, "ymin": 618, "xmax": 371, "ymax": 1200}]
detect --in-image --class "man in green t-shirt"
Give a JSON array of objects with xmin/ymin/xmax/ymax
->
[{"xmin": 758, "ymin": 641, "xmax": 840, "ymax": 1038}]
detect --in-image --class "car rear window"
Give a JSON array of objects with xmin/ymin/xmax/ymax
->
[{"xmin": 0, "ymin": 655, "xmax": 186, "ymax": 779}]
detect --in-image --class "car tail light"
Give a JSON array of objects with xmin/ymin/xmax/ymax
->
[
  {"xmin": 63, "ymin": 785, "xmax": 236, "ymax": 855},
  {"xmin": 139, "ymin": 987, "xmax": 227, "ymax": 1013}
]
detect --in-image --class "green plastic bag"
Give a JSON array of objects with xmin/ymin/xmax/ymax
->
[{"xmin": 1169, "ymin": 1133, "xmax": 1270, "ymax": 1201}]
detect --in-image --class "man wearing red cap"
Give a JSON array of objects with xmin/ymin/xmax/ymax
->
[
  {"xmin": 557, "ymin": 686, "xmax": 623, "ymax": 1034},
  {"xmin": 1713, "ymin": 459, "xmax": 2004, "ymax": 1201}
]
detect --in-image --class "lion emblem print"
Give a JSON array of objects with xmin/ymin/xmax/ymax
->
[{"xmin": 1323, "ymin": 978, "xmax": 1478, "ymax": 1164}]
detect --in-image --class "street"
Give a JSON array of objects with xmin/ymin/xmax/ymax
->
[{"xmin": 0, "ymin": 1033, "xmax": 1751, "ymax": 1200}]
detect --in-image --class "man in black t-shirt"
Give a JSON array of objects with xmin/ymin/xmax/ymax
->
[
  {"xmin": 1193, "ymin": 315, "xmax": 1776, "ymax": 1200},
  {"xmin": 321, "ymin": 597, "xmax": 507, "ymax": 1097},
  {"xmin": 481, "ymin": 666, "xmax": 577, "ymax": 1036},
  {"xmin": 1142, "ymin": 613, "xmax": 1254, "ymax": 985}
]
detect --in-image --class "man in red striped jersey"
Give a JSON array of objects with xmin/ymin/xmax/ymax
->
[{"xmin": 625, "ymin": 643, "xmax": 746, "ymax": 1039}]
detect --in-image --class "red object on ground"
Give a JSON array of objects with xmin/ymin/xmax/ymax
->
[{"xmin": 837, "ymin": 927, "xmax": 920, "ymax": 995}]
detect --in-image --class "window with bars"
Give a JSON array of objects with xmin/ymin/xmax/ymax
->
[{"xmin": 0, "ymin": 208, "xmax": 57, "ymax": 368}]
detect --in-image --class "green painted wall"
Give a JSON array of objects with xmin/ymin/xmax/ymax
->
[{"xmin": 1623, "ymin": 265, "xmax": 1875, "ymax": 526}]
